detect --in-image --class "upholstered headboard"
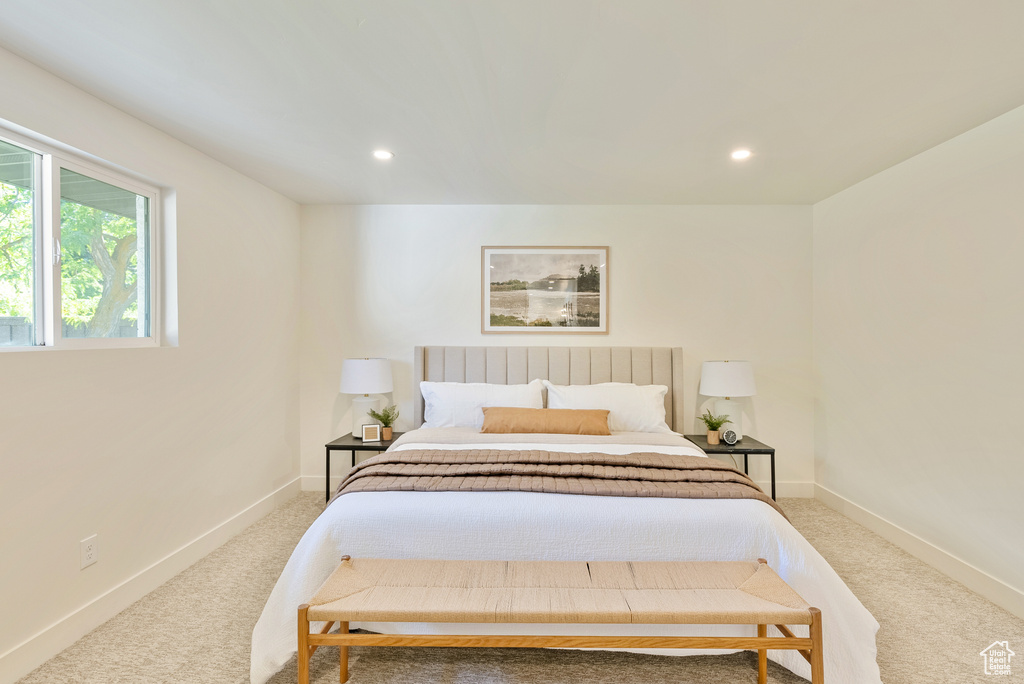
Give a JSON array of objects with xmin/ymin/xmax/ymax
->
[{"xmin": 413, "ymin": 346, "xmax": 684, "ymax": 430}]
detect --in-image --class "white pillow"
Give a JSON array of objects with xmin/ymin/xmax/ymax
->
[
  {"xmin": 541, "ymin": 380, "xmax": 673, "ymax": 434},
  {"xmin": 421, "ymin": 379, "xmax": 545, "ymax": 429}
]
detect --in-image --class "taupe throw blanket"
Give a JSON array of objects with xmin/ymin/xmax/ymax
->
[{"xmin": 333, "ymin": 449, "xmax": 785, "ymax": 518}]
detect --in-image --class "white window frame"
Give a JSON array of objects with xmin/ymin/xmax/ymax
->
[{"xmin": 0, "ymin": 125, "xmax": 161, "ymax": 351}]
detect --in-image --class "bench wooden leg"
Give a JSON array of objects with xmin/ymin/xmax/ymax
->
[
  {"xmin": 339, "ymin": 621, "xmax": 349, "ymax": 683},
  {"xmin": 298, "ymin": 604, "xmax": 311, "ymax": 684},
  {"xmin": 809, "ymin": 607, "xmax": 825, "ymax": 684},
  {"xmin": 757, "ymin": 624, "xmax": 767, "ymax": 684}
]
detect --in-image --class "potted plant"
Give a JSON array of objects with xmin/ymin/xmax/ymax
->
[
  {"xmin": 368, "ymin": 404, "xmax": 400, "ymax": 441},
  {"xmin": 698, "ymin": 409, "xmax": 731, "ymax": 445}
]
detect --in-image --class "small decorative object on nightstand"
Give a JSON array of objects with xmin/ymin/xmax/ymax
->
[
  {"xmin": 368, "ymin": 404, "xmax": 399, "ymax": 441},
  {"xmin": 684, "ymin": 433, "xmax": 776, "ymax": 500},
  {"xmin": 697, "ymin": 409, "xmax": 732, "ymax": 446},
  {"xmin": 699, "ymin": 360, "xmax": 757, "ymax": 441}
]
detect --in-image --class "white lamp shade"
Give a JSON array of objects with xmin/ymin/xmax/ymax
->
[
  {"xmin": 699, "ymin": 361, "xmax": 756, "ymax": 398},
  {"xmin": 339, "ymin": 358, "xmax": 393, "ymax": 395}
]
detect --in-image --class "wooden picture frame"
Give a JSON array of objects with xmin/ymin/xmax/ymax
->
[
  {"xmin": 361, "ymin": 424, "xmax": 381, "ymax": 442},
  {"xmin": 482, "ymin": 246, "xmax": 608, "ymax": 333}
]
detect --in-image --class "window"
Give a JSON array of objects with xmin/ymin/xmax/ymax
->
[{"xmin": 0, "ymin": 129, "xmax": 159, "ymax": 349}]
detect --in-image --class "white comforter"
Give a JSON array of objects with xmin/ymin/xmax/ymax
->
[{"xmin": 251, "ymin": 429, "xmax": 880, "ymax": 683}]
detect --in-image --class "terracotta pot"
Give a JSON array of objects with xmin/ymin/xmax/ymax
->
[
  {"xmin": 707, "ymin": 429, "xmax": 720, "ymax": 445},
  {"xmin": 382, "ymin": 427, "xmax": 393, "ymax": 441}
]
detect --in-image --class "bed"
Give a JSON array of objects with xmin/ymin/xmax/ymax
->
[{"xmin": 251, "ymin": 346, "xmax": 881, "ymax": 684}]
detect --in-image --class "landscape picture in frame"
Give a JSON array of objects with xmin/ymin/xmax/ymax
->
[{"xmin": 482, "ymin": 246, "xmax": 608, "ymax": 333}]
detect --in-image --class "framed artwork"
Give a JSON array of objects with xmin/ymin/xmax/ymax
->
[
  {"xmin": 482, "ymin": 246, "xmax": 608, "ymax": 333},
  {"xmin": 361, "ymin": 424, "xmax": 381, "ymax": 442}
]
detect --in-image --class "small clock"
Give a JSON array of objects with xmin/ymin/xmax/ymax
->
[{"xmin": 722, "ymin": 429, "xmax": 739, "ymax": 445}]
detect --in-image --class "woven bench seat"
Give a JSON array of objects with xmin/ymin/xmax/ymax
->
[{"xmin": 298, "ymin": 557, "xmax": 824, "ymax": 684}]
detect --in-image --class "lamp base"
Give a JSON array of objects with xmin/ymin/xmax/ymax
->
[
  {"xmin": 714, "ymin": 398, "xmax": 743, "ymax": 441},
  {"xmin": 351, "ymin": 396, "xmax": 381, "ymax": 437}
]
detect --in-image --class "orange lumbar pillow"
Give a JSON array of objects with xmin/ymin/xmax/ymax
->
[{"xmin": 480, "ymin": 407, "xmax": 611, "ymax": 435}]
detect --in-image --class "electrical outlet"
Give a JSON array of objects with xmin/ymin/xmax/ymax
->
[{"xmin": 80, "ymin": 534, "xmax": 98, "ymax": 569}]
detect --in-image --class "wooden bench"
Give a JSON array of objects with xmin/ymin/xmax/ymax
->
[{"xmin": 298, "ymin": 556, "xmax": 824, "ymax": 684}]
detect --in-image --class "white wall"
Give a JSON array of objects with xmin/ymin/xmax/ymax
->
[
  {"xmin": 813, "ymin": 104, "xmax": 1024, "ymax": 613},
  {"xmin": 299, "ymin": 204, "xmax": 814, "ymax": 496},
  {"xmin": 0, "ymin": 48, "xmax": 301, "ymax": 681}
]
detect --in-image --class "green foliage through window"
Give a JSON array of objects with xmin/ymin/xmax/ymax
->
[
  {"xmin": 59, "ymin": 167, "xmax": 149, "ymax": 339},
  {"xmin": 60, "ymin": 197, "xmax": 141, "ymax": 334},
  {"xmin": 0, "ymin": 181, "xmax": 34, "ymax": 320}
]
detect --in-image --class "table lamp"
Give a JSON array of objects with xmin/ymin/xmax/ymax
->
[
  {"xmin": 699, "ymin": 360, "xmax": 757, "ymax": 441},
  {"xmin": 340, "ymin": 358, "xmax": 393, "ymax": 438}
]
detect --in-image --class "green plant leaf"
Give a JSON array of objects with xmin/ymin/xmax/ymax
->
[
  {"xmin": 697, "ymin": 408, "xmax": 732, "ymax": 431},
  {"xmin": 367, "ymin": 404, "xmax": 399, "ymax": 427}
]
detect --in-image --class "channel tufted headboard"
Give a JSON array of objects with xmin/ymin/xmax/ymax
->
[{"xmin": 413, "ymin": 346, "xmax": 684, "ymax": 430}]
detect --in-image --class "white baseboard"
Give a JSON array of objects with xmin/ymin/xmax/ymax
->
[
  {"xmin": 302, "ymin": 474, "xmax": 335, "ymax": 493},
  {"xmin": 302, "ymin": 474, "xmax": 327, "ymax": 490},
  {"xmin": 0, "ymin": 478, "xmax": 302, "ymax": 684},
  {"xmin": 756, "ymin": 480, "xmax": 814, "ymax": 498},
  {"xmin": 814, "ymin": 484, "xmax": 1024, "ymax": 621}
]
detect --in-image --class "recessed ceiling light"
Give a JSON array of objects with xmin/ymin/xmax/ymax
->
[
  {"xmin": 373, "ymin": 149, "xmax": 394, "ymax": 160},
  {"xmin": 731, "ymin": 149, "xmax": 752, "ymax": 161}
]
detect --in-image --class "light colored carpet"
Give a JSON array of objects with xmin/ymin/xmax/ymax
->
[{"xmin": 16, "ymin": 494, "xmax": 1024, "ymax": 683}]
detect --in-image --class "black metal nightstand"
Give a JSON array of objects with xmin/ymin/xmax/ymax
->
[
  {"xmin": 324, "ymin": 432, "xmax": 404, "ymax": 502},
  {"xmin": 684, "ymin": 434, "xmax": 776, "ymax": 500}
]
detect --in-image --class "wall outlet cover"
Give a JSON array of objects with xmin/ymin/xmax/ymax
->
[{"xmin": 80, "ymin": 534, "xmax": 98, "ymax": 569}]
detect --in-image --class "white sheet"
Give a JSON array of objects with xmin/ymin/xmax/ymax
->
[{"xmin": 251, "ymin": 430, "xmax": 880, "ymax": 684}]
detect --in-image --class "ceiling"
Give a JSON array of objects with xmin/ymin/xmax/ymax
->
[{"xmin": 2, "ymin": 1, "xmax": 1024, "ymax": 205}]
